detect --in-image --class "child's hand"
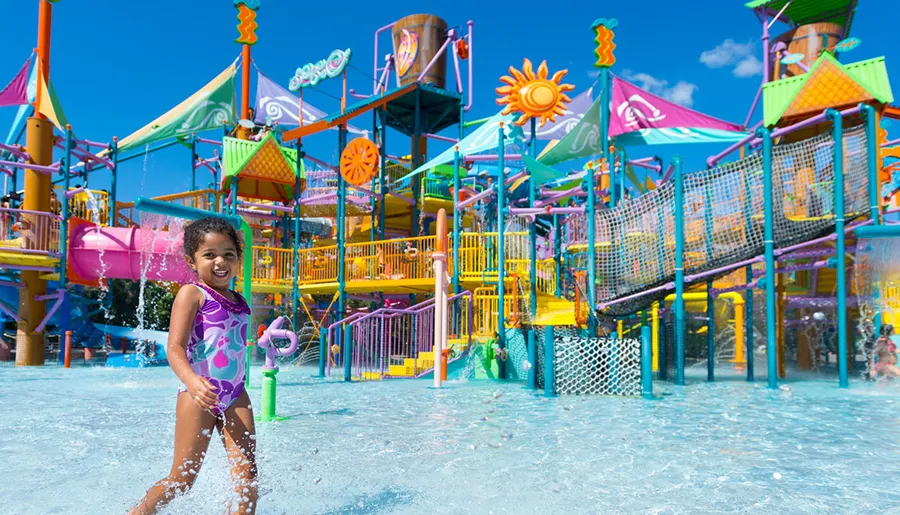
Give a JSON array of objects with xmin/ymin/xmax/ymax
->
[{"xmin": 185, "ymin": 374, "xmax": 219, "ymax": 411}]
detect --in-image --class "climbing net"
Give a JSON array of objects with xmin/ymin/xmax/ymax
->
[
  {"xmin": 553, "ymin": 327, "xmax": 642, "ymax": 396},
  {"xmin": 587, "ymin": 124, "xmax": 869, "ymax": 316}
]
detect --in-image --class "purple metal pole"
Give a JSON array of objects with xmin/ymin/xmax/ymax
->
[
  {"xmin": 0, "ymin": 160, "xmax": 57, "ymax": 174},
  {"xmin": 842, "ymin": 0, "xmax": 857, "ymax": 39},
  {"xmin": 744, "ymin": 84, "xmax": 764, "ymax": 128},
  {"xmin": 0, "ymin": 143, "xmax": 30, "ymax": 161},
  {"xmin": 64, "ymin": 187, "xmax": 85, "ymax": 199},
  {"xmin": 75, "ymin": 138, "xmax": 111, "ymax": 149},
  {"xmin": 881, "ymin": 138, "xmax": 900, "ymax": 148},
  {"xmin": 452, "ymin": 38, "xmax": 463, "ymax": 93},
  {"xmin": 195, "ymin": 137, "xmax": 222, "ymax": 146},
  {"xmin": 508, "ymin": 207, "xmax": 585, "ymax": 215},
  {"xmin": 239, "ymin": 199, "xmax": 294, "ymax": 213},
  {"xmin": 373, "ymin": 22, "xmax": 396, "ymax": 94},
  {"xmin": 683, "ymin": 256, "xmax": 765, "ymax": 283},
  {"xmin": 0, "ymin": 299, "xmax": 23, "ymax": 322},
  {"xmin": 761, "ymin": 9, "xmax": 771, "ymax": 83},
  {"xmin": 425, "ymin": 133, "xmax": 459, "ymax": 143},
  {"xmin": 35, "ymin": 295, "xmax": 64, "ymax": 333},
  {"xmin": 305, "ymin": 154, "xmax": 337, "ymax": 170},
  {"xmin": 194, "ymin": 156, "xmax": 220, "ymax": 169},
  {"xmin": 466, "ymin": 21, "xmax": 474, "ymax": 112},
  {"xmin": 465, "ymin": 154, "xmax": 524, "ymax": 163},
  {"xmin": 628, "ymin": 160, "xmax": 662, "ymax": 172},
  {"xmin": 599, "ymin": 283, "xmax": 675, "ymax": 310},
  {"xmin": 417, "ymin": 37, "xmax": 451, "ymax": 83}
]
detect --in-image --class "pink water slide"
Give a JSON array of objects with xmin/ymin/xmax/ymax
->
[{"xmin": 68, "ymin": 224, "xmax": 195, "ymax": 283}]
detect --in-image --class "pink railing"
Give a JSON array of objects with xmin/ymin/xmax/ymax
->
[
  {"xmin": 0, "ymin": 208, "xmax": 62, "ymax": 256},
  {"xmin": 324, "ymin": 291, "xmax": 474, "ymax": 380}
]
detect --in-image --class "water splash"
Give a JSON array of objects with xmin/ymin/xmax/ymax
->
[{"xmin": 83, "ymin": 189, "xmax": 112, "ymax": 321}]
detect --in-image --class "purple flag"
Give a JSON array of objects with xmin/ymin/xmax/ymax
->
[
  {"xmin": 609, "ymin": 76, "xmax": 742, "ymax": 138},
  {"xmin": 253, "ymin": 71, "xmax": 366, "ymax": 136},
  {"xmin": 528, "ymin": 87, "xmax": 594, "ymax": 141},
  {"xmin": 0, "ymin": 58, "xmax": 30, "ymax": 108}
]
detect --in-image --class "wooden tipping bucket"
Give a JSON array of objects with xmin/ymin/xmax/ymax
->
[
  {"xmin": 772, "ymin": 22, "xmax": 843, "ymax": 78},
  {"xmin": 392, "ymin": 14, "xmax": 448, "ymax": 89}
]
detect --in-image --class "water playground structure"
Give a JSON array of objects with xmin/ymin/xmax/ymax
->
[{"xmin": 1, "ymin": 0, "xmax": 900, "ymax": 400}]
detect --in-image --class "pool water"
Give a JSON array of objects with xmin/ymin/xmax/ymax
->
[{"xmin": 2, "ymin": 364, "xmax": 900, "ymax": 514}]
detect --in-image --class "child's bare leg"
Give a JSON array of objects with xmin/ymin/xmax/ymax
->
[
  {"xmin": 129, "ymin": 393, "xmax": 217, "ymax": 515},
  {"xmin": 221, "ymin": 390, "xmax": 258, "ymax": 515}
]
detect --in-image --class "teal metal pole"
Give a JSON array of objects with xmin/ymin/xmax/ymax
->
[
  {"xmin": 378, "ymin": 109, "xmax": 386, "ymax": 241},
  {"xmin": 589, "ymin": 68, "xmax": 607, "ymax": 332},
  {"xmin": 343, "ymin": 323, "xmax": 352, "ymax": 382},
  {"xmin": 190, "ymin": 135, "xmax": 197, "ymax": 192},
  {"xmin": 411, "ymin": 89, "xmax": 421, "ymax": 236},
  {"xmin": 641, "ymin": 325, "xmax": 652, "ymax": 398},
  {"xmin": 527, "ymin": 328, "xmax": 536, "ymax": 389},
  {"xmin": 497, "ymin": 123, "xmax": 507, "ymax": 380},
  {"xmin": 318, "ymin": 329, "xmax": 326, "ymax": 377},
  {"xmin": 826, "ymin": 109, "xmax": 849, "ymax": 388},
  {"xmin": 673, "ymin": 156, "xmax": 686, "ymax": 385},
  {"xmin": 553, "ymin": 214, "xmax": 562, "ymax": 298},
  {"xmin": 452, "ymin": 101, "xmax": 463, "ymax": 293},
  {"xmin": 57, "ymin": 128, "xmax": 72, "ymax": 365},
  {"xmin": 529, "ymin": 118, "xmax": 538, "ymax": 314},
  {"xmin": 756, "ymin": 126, "xmax": 778, "ymax": 389},
  {"xmin": 292, "ymin": 151, "xmax": 301, "ymax": 325},
  {"xmin": 544, "ymin": 325, "xmax": 555, "ymax": 396},
  {"xmin": 741, "ymin": 145, "xmax": 755, "ymax": 382},
  {"xmin": 618, "ymin": 149, "xmax": 627, "ymax": 202},
  {"xmin": 704, "ymin": 179, "xmax": 715, "ymax": 382},
  {"xmin": 862, "ymin": 103, "xmax": 880, "ymax": 225},
  {"xmin": 337, "ymin": 127, "xmax": 347, "ymax": 320}
]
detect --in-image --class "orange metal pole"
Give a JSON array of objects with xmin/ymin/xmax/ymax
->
[
  {"xmin": 16, "ymin": 0, "xmax": 53, "ymax": 366},
  {"xmin": 63, "ymin": 331, "xmax": 72, "ymax": 368},
  {"xmin": 34, "ymin": 0, "xmax": 52, "ymax": 118},
  {"xmin": 237, "ymin": 44, "xmax": 251, "ymax": 140}
]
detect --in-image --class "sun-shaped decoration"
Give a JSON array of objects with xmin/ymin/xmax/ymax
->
[
  {"xmin": 340, "ymin": 137, "xmax": 380, "ymax": 186},
  {"xmin": 496, "ymin": 59, "xmax": 575, "ymax": 127}
]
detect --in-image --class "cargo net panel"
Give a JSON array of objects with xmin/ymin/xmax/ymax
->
[
  {"xmin": 554, "ymin": 329, "xmax": 641, "ymax": 396},
  {"xmin": 590, "ymin": 124, "xmax": 869, "ymax": 316}
]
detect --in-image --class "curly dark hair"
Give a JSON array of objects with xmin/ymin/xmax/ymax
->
[{"xmin": 183, "ymin": 217, "xmax": 242, "ymax": 258}]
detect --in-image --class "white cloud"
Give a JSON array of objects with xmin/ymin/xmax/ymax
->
[
  {"xmin": 733, "ymin": 55, "xmax": 763, "ymax": 77},
  {"xmin": 700, "ymin": 39, "xmax": 761, "ymax": 78},
  {"xmin": 700, "ymin": 39, "xmax": 755, "ymax": 68},
  {"xmin": 621, "ymin": 70, "xmax": 698, "ymax": 107}
]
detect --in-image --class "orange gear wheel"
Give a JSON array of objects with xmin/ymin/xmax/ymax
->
[{"xmin": 340, "ymin": 138, "xmax": 380, "ymax": 186}]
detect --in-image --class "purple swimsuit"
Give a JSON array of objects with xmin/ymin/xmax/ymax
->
[{"xmin": 178, "ymin": 283, "xmax": 251, "ymax": 415}]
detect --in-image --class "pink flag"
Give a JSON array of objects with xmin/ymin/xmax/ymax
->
[
  {"xmin": 608, "ymin": 75, "xmax": 742, "ymax": 138},
  {"xmin": 0, "ymin": 58, "xmax": 31, "ymax": 108}
]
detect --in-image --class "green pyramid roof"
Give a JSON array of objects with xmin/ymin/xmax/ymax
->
[{"xmin": 762, "ymin": 54, "xmax": 893, "ymax": 127}]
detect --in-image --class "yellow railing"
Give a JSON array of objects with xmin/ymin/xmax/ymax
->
[
  {"xmin": 457, "ymin": 232, "xmax": 529, "ymax": 280},
  {"xmin": 243, "ymin": 232, "xmax": 545, "ymax": 291},
  {"xmin": 297, "ymin": 245, "xmax": 339, "ymax": 285},
  {"xmin": 536, "ymin": 258, "xmax": 557, "ymax": 296},
  {"xmin": 473, "ymin": 285, "xmax": 523, "ymax": 336},
  {"xmin": 246, "ymin": 247, "xmax": 293, "ymax": 286},
  {"xmin": 346, "ymin": 235, "xmax": 436, "ymax": 282},
  {"xmin": 54, "ymin": 187, "xmax": 110, "ymax": 225},
  {"xmin": 0, "ymin": 209, "xmax": 61, "ymax": 255}
]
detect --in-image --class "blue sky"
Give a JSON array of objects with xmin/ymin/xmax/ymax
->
[{"xmin": 0, "ymin": 0, "xmax": 895, "ymax": 200}]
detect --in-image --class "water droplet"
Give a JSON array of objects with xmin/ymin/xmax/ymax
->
[
  {"xmin": 314, "ymin": 477, "xmax": 322, "ymax": 484},
  {"xmin": 493, "ymin": 391, "xmax": 502, "ymax": 399},
  {"xmin": 773, "ymin": 472, "xmax": 783, "ymax": 480},
  {"xmin": 311, "ymin": 448, "xmax": 319, "ymax": 455},
  {"xmin": 796, "ymin": 444, "xmax": 802, "ymax": 450}
]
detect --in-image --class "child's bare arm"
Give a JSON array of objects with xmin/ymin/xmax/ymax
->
[{"xmin": 167, "ymin": 285, "xmax": 218, "ymax": 410}]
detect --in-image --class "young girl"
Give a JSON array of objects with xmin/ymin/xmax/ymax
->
[
  {"xmin": 872, "ymin": 324, "xmax": 900, "ymax": 380},
  {"xmin": 130, "ymin": 217, "xmax": 257, "ymax": 515}
]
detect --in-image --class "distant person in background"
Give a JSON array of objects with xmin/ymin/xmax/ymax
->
[{"xmin": 871, "ymin": 324, "xmax": 900, "ymax": 380}]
